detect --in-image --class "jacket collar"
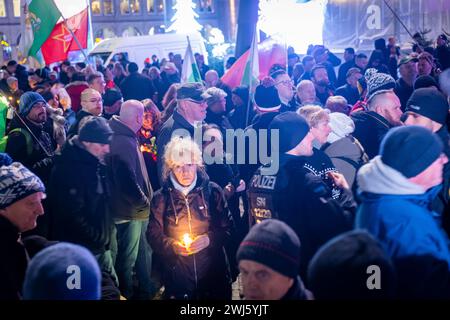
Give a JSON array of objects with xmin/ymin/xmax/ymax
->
[
  {"xmin": 109, "ymin": 115, "xmax": 137, "ymax": 138},
  {"xmin": 0, "ymin": 215, "xmax": 20, "ymax": 242},
  {"xmin": 172, "ymin": 109, "xmax": 196, "ymax": 132}
]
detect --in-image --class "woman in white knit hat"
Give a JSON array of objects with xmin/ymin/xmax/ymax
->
[{"xmin": 321, "ymin": 112, "xmax": 368, "ymax": 189}]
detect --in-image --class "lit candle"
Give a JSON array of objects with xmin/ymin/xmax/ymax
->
[{"xmin": 182, "ymin": 233, "xmax": 193, "ymax": 248}]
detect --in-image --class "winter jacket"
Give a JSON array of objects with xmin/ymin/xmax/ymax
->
[
  {"xmin": 0, "ymin": 216, "xmax": 28, "ymax": 300},
  {"xmin": 351, "ymin": 111, "xmax": 393, "ymax": 159},
  {"xmin": 48, "ymin": 138, "xmax": 113, "ymax": 255},
  {"xmin": 394, "ymin": 78, "xmax": 414, "ymax": 111},
  {"xmin": 247, "ymin": 154, "xmax": 355, "ymax": 278},
  {"xmin": 281, "ymin": 277, "xmax": 313, "ymax": 300},
  {"xmin": 356, "ymin": 156, "xmax": 450, "ymax": 299},
  {"xmin": 335, "ymin": 84, "xmax": 360, "ymax": 105},
  {"xmin": 322, "ymin": 135, "xmax": 368, "ymax": 189},
  {"xmin": 5, "ymin": 116, "xmax": 54, "ymax": 185},
  {"xmin": 107, "ymin": 116, "xmax": 152, "ymax": 221},
  {"xmin": 435, "ymin": 45, "xmax": 450, "ymax": 71},
  {"xmin": 67, "ymin": 110, "xmax": 94, "ymax": 139},
  {"xmin": 65, "ymin": 81, "xmax": 89, "ymax": 113},
  {"xmin": 147, "ymin": 170, "xmax": 233, "ymax": 299},
  {"xmin": 156, "ymin": 109, "xmax": 198, "ymax": 183},
  {"xmin": 119, "ymin": 72, "xmax": 155, "ymax": 101}
]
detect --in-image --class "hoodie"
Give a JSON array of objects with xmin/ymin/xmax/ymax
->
[{"xmin": 356, "ymin": 156, "xmax": 450, "ymax": 299}]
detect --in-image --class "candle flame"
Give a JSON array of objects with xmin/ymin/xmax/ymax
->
[{"xmin": 182, "ymin": 233, "xmax": 193, "ymax": 248}]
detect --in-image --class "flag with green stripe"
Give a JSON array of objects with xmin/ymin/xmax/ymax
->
[{"xmin": 181, "ymin": 37, "xmax": 202, "ymax": 83}]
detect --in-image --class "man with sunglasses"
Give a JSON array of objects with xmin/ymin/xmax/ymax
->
[
  {"xmin": 271, "ymin": 69, "xmax": 298, "ymax": 112},
  {"xmin": 156, "ymin": 82, "xmax": 211, "ymax": 183}
]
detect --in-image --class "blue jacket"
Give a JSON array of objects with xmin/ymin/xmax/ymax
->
[{"xmin": 356, "ymin": 156, "xmax": 450, "ymax": 298}]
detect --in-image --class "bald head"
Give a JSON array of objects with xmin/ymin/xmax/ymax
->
[
  {"xmin": 119, "ymin": 100, "xmax": 145, "ymax": 133},
  {"xmin": 205, "ymin": 70, "xmax": 219, "ymax": 88}
]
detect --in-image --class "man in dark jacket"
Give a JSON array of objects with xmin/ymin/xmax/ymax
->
[
  {"xmin": 6, "ymin": 92, "xmax": 55, "ymax": 186},
  {"xmin": 356, "ymin": 126, "xmax": 450, "ymax": 299},
  {"xmin": 119, "ymin": 62, "xmax": 155, "ymax": 101},
  {"xmin": 247, "ymin": 112, "xmax": 354, "ymax": 278},
  {"xmin": 435, "ymin": 34, "xmax": 450, "ymax": 71},
  {"xmin": 107, "ymin": 99, "xmax": 153, "ymax": 299},
  {"xmin": 351, "ymin": 72, "xmax": 401, "ymax": 159},
  {"xmin": 156, "ymin": 83, "xmax": 211, "ymax": 183},
  {"xmin": 335, "ymin": 68, "xmax": 362, "ymax": 105},
  {"xmin": 401, "ymin": 88, "xmax": 450, "ymax": 231},
  {"xmin": 49, "ymin": 116, "xmax": 117, "ymax": 284},
  {"xmin": 337, "ymin": 47, "xmax": 356, "ymax": 87},
  {"xmin": 394, "ymin": 56, "xmax": 418, "ymax": 110},
  {"xmin": 237, "ymin": 219, "xmax": 312, "ymax": 300},
  {"xmin": 0, "ymin": 162, "xmax": 45, "ymax": 299}
]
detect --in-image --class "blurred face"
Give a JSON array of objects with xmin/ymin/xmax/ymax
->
[
  {"xmin": 231, "ymin": 93, "xmax": 244, "ymax": 107},
  {"xmin": 149, "ymin": 67, "xmax": 160, "ymax": 80},
  {"xmin": 304, "ymin": 59, "xmax": 315, "ymax": 72},
  {"xmin": 239, "ymin": 260, "xmax": 293, "ymax": 300},
  {"xmin": 347, "ymin": 72, "xmax": 362, "ymax": 87},
  {"xmin": 27, "ymin": 101, "xmax": 47, "ymax": 123},
  {"xmin": 297, "ymin": 83, "xmax": 316, "ymax": 104},
  {"xmin": 8, "ymin": 80, "xmax": 18, "ymax": 91},
  {"xmin": 409, "ymin": 154, "xmax": 448, "ymax": 190},
  {"xmin": 104, "ymin": 100, "xmax": 122, "ymax": 116},
  {"xmin": 205, "ymin": 72, "xmax": 219, "ymax": 88},
  {"xmin": 311, "ymin": 119, "xmax": 332, "ymax": 145},
  {"xmin": 179, "ymin": 99, "xmax": 207, "ymax": 123},
  {"xmin": 399, "ymin": 61, "xmax": 418, "ymax": 79},
  {"xmin": 344, "ymin": 51, "xmax": 354, "ymax": 62},
  {"xmin": 142, "ymin": 111, "xmax": 155, "ymax": 130},
  {"xmin": 209, "ymin": 97, "xmax": 227, "ymax": 114},
  {"xmin": 82, "ymin": 91, "xmax": 103, "ymax": 116},
  {"xmin": 355, "ymin": 57, "xmax": 368, "ymax": 70},
  {"xmin": 172, "ymin": 163, "xmax": 197, "ymax": 187},
  {"xmin": 312, "ymin": 68, "xmax": 330, "ymax": 87},
  {"xmin": 403, "ymin": 112, "xmax": 435, "ymax": 131},
  {"xmin": 90, "ymin": 76, "xmax": 106, "ymax": 94},
  {"xmin": 0, "ymin": 192, "xmax": 45, "ymax": 232},
  {"xmin": 418, "ymin": 59, "xmax": 433, "ymax": 76},
  {"xmin": 7, "ymin": 64, "xmax": 17, "ymax": 74},
  {"xmin": 83, "ymin": 142, "xmax": 110, "ymax": 162},
  {"xmin": 437, "ymin": 37, "xmax": 446, "ymax": 46},
  {"xmin": 376, "ymin": 92, "xmax": 403, "ymax": 126},
  {"xmin": 275, "ymin": 74, "xmax": 294, "ymax": 102},
  {"xmin": 388, "ymin": 37, "xmax": 396, "ymax": 46}
]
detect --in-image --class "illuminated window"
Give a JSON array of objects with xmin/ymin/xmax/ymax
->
[
  {"xmin": 130, "ymin": 0, "xmax": 140, "ymax": 14},
  {"xmin": 95, "ymin": 27, "xmax": 116, "ymax": 40},
  {"xmin": 91, "ymin": 0, "xmax": 101, "ymax": 15},
  {"xmin": 13, "ymin": 0, "xmax": 20, "ymax": 17},
  {"xmin": 120, "ymin": 0, "xmax": 130, "ymax": 14},
  {"xmin": 104, "ymin": 0, "xmax": 114, "ymax": 15},
  {"xmin": 0, "ymin": 0, "xmax": 6, "ymax": 17},
  {"xmin": 147, "ymin": 0, "xmax": 154, "ymax": 13},
  {"xmin": 157, "ymin": 0, "xmax": 164, "ymax": 13},
  {"xmin": 198, "ymin": 0, "xmax": 213, "ymax": 13}
]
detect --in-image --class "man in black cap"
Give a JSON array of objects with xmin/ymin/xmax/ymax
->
[
  {"xmin": 102, "ymin": 88, "xmax": 123, "ymax": 120},
  {"xmin": 402, "ymin": 87, "xmax": 450, "ymax": 225},
  {"xmin": 48, "ymin": 116, "xmax": 117, "ymax": 285},
  {"xmin": 435, "ymin": 34, "xmax": 450, "ymax": 71},
  {"xmin": 156, "ymin": 82, "xmax": 211, "ymax": 182},
  {"xmin": 237, "ymin": 219, "xmax": 312, "ymax": 300},
  {"xmin": 247, "ymin": 112, "xmax": 354, "ymax": 278},
  {"xmin": 394, "ymin": 55, "xmax": 418, "ymax": 110}
]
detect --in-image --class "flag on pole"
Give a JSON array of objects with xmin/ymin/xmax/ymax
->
[
  {"xmin": 240, "ymin": 25, "xmax": 260, "ymax": 92},
  {"xmin": 221, "ymin": 38, "xmax": 287, "ymax": 89},
  {"xmin": 181, "ymin": 37, "xmax": 202, "ymax": 83},
  {"xmin": 19, "ymin": 0, "xmax": 62, "ymax": 65},
  {"xmin": 40, "ymin": 8, "xmax": 89, "ymax": 64}
]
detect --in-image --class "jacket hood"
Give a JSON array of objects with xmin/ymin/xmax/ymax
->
[
  {"xmin": 357, "ymin": 156, "xmax": 426, "ymax": 195},
  {"xmin": 351, "ymin": 110, "xmax": 390, "ymax": 127},
  {"xmin": 323, "ymin": 136, "xmax": 362, "ymax": 160},
  {"xmin": 109, "ymin": 115, "xmax": 136, "ymax": 138}
]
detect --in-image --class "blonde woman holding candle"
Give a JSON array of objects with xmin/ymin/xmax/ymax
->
[{"xmin": 147, "ymin": 136, "xmax": 233, "ymax": 300}]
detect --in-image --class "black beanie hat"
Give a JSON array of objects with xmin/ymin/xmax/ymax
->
[
  {"xmin": 79, "ymin": 116, "xmax": 113, "ymax": 144},
  {"xmin": 269, "ymin": 112, "xmax": 310, "ymax": 153},
  {"xmin": 103, "ymin": 89, "xmax": 123, "ymax": 107},
  {"xmin": 413, "ymin": 75, "xmax": 439, "ymax": 90},
  {"xmin": 307, "ymin": 230, "xmax": 397, "ymax": 300},
  {"xmin": 237, "ymin": 219, "xmax": 300, "ymax": 278},
  {"xmin": 380, "ymin": 126, "xmax": 443, "ymax": 178},
  {"xmin": 405, "ymin": 87, "xmax": 448, "ymax": 125},
  {"xmin": 254, "ymin": 83, "xmax": 281, "ymax": 111}
]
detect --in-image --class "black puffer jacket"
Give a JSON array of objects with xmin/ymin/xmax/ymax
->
[
  {"xmin": 48, "ymin": 138, "xmax": 113, "ymax": 254},
  {"xmin": 147, "ymin": 170, "xmax": 233, "ymax": 300}
]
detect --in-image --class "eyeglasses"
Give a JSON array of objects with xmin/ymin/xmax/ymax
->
[
  {"xmin": 276, "ymin": 80, "xmax": 294, "ymax": 87},
  {"xmin": 184, "ymin": 98, "xmax": 206, "ymax": 105}
]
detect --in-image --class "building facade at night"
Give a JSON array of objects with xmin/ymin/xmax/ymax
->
[{"xmin": 0, "ymin": 0, "xmax": 239, "ymax": 59}]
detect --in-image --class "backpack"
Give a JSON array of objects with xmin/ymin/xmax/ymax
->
[{"xmin": 0, "ymin": 128, "xmax": 33, "ymax": 155}]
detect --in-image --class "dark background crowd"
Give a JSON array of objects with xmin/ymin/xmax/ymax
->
[{"xmin": 1, "ymin": 31, "xmax": 450, "ymax": 301}]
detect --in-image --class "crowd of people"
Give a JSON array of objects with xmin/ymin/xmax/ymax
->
[{"xmin": 1, "ymin": 32, "xmax": 450, "ymax": 300}]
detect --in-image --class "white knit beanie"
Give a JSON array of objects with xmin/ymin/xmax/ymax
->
[{"xmin": 327, "ymin": 112, "xmax": 355, "ymax": 144}]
